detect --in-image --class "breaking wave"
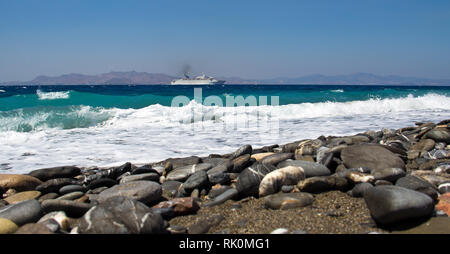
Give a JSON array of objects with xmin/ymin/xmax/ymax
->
[{"xmin": 36, "ymin": 89, "xmax": 70, "ymax": 100}]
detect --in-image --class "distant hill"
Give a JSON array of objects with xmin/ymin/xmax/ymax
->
[
  {"xmin": 28, "ymin": 71, "xmax": 176, "ymax": 85},
  {"xmin": 1, "ymin": 71, "xmax": 449, "ymax": 85}
]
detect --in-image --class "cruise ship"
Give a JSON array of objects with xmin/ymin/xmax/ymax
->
[{"xmin": 171, "ymin": 73, "xmax": 226, "ymax": 85}]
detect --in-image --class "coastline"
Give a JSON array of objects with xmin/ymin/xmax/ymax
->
[{"xmin": 0, "ymin": 119, "xmax": 449, "ymax": 234}]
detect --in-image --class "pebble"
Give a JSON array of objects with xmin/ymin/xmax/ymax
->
[
  {"xmin": 56, "ymin": 191, "xmax": 85, "ymax": 200},
  {"xmin": 41, "ymin": 199, "xmax": 93, "ymax": 218},
  {"xmin": 36, "ymin": 178, "xmax": 79, "ymax": 194},
  {"xmin": 438, "ymin": 183, "xmax": 450, "ymax": 194},
  {"xmin": 251, "ymin": 152, "xmax": 275, "ymax": 162},
  {"xmin": 165, "ymin": 163, "xmax": 213, "ymax": 182},
  {"xmin": 4, "ymin": 191, "xmax": 41, "ymax": 205},
  {"xmin": 371, "ymin": 168, "xmax": 406, "ymax": 183},
  {"xmin": 78, "ymin": 196, "xmax": 166, "ymax": 234},
  {"xmin": 263, "ymin": 192, "xmax": 314, "ymax": 210},
  {"xmin": 38, "ymin": 211, "xmax": 70, "ymax": 231},
  {"xmin": 119, "ymin": 173, "xmax": 160, "ymax": 184},
  {"xmin": 38, "ymin": 192, "xmax": 59, "ymax": 202},
  {"xmin": 281, "ymin": 185, "xmax": 295, "ymax": 193},
  {"xmin": 341, "ymin": 144, "xmax": 405, "ymax": 171},
  {"xmin": 131, "ymin": 165, "xmax": 159, "ymax": 175},
  {"xmin": 0, "ymin": 174, "xmax": 42, "ymax": 192},
  {"xmin": 59, "ymin": 185, "xmax": 86, "ymax": 195},
  {"xmin": 348, "ymin": 183, "xmax": 373, "ymax": 198},
  {"xmin": 258, "ymin": 166, "xmax": 305, "ymax": 197},
  {"xmin": 232, "ymin": 144, "xmax": 252, "ymax": 159},
  {"xmin": 87, "ymin": 178, "xmax": 118, "ymax": 189},
  {"xmin": 235, "ymin": 163, "xmax": 276, "ymax": 197},
  {"xmin": 183, "ymin": 171, "xmax": 209, "ymax": 193},
  {"xmin": 364, "ymin": 185, "xmax": 434, "ymax": 225},
  {"xmin": 261, "ymin": 153, "xmax": 294, "ymax": 166},
  {"xmin": 270, "ymin": 228, "xmax": 289, "ymax": 234},
  {"xmin": 0, "ymin": 218, "xmax": 18, "ymax": 234},
  {"xmin": 28, "ymin": 166, "xmax": 81, "ymax": 181},
  {"xmin": 231, "ymin": 154, "xmax": 252, "ymax": 173},
  {"xmin": 97, "ymin": 180, "xmax": 162, "ymax": 205},
  {"xmin": 152, "ymin": 197, "xmax": 200, "ymax": 216},
  {"xmin": 277, "ymin": 160, "xmax": 331, "ymax": 177},
  {"xmin": 161, "ymin": 180, "xmax": 183, "ymax": 198},
  {"xmin": 297, "ymin": 176, "xmax": 349, "ymax": 193},
  {"xmin": 14, "ymin": 223, "xmax": 53, "ymax": 234},
  {"xmin": 202, "ymin": 188, "xmax": 238, "ymax": 207},
  {"xmin": 0, "ymin": 199, "xmax": 43, "ymax": 226},
  {"xmin": 424, "ymin": 129, "xmax": 450, "ymax": 143}
]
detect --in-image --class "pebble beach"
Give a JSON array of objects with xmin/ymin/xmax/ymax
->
[{"xmin": 0, "ymin": 119, "xmax": 449, "ymax": 234}]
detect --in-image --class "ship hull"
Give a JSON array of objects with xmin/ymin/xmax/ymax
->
[{"xmin": 170, "ymin": 80, "xmax": 226, "ymax": 85}]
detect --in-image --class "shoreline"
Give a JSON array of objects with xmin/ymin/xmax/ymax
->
[{"xmin": 0, "ymin": 119, "xmax": 449, "ymax": 234}]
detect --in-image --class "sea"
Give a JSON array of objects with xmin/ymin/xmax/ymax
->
[{"xmin": 1, "ymin": 84, "xmax": 449, "ymax": 174}]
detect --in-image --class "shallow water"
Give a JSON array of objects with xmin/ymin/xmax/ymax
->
[{"xmin": 0, "ymin": 84, "xmax": 449, "ymax": 173}]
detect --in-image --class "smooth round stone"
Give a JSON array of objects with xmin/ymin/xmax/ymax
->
[
  {"xmin": 259, "ymin": 166, "xmax": 305, "ymax": 197},
  {"xmin": 364, "ymin": 185, "xmax": 434, "ymax": 225},
  {"xmin": 165, "ymin": 163, "xmax": 214, "ymax": 182},
  {"xmin": 0, "ymin": 218, "xmax": 18, "ymax": 234},
  {"xmin": 41, "ymin": 199, "xmax": 93, "ymax": 218},
  {"xmin": 36, "ymin": 178, "xmax": 79, "ymax": 194},
  {"xmin": 278, "ymin": 160, "xmax": 331, "ymax": 177},
  {"xmin": 235, "ymin": 163, "xmax": 276, "ymax": 197},
  {"xmin": 90, "ymin": 186, "xmax": 109, "ymax": 194},
  {"xmin": 164, "ymin": 156, "xmax": 202, "ymax": 170},
  {"xmin": 375, "ymin": 180, "xmax": 393, "ymax": 186},
  {"xmin": 131, "ymin": 165, "xmax": 158, "ymax": 175},
  {"xmin": 38, "ymin": 211, "xmax": 70, "ymax": 231},
  {"xmin": 78, "ymin": 196, "xmax": 166, "ymax": 234},
  {"xmin": 38, "ymin": 193, "xmax": 59, "ymax": 202},
  {"xmin": 119, "ymin": 173, "xmax": 160, "ymax": 184},
  {"xmin": 395, "ymin": 175, "xmax": 435, "ymax": 190},
  {"xmin": 59, "ymin": 185, "xmax": 86, "ymax": 195},
  {"xmin": 0, "ymin": 200, "xmax": 42, "ymax": 226},
  {"xmin": 297, "ymin": 176, "xmax": 349, "ymax": 193},
  {"xmin": 0, "ymin": 174, "xmax": 42, "ymax": 192},
  {"xmin": 14, "ymin": 223, "xmax": 53, "ymax": 234},
  {"xmin": 208, "ymin": 186, "xmax": 232, "ymax": 199},
  {"xmin": 371, "ymin": 168, "xmax": 406, "ymax": 183},
  {"xmin": 261, "ymin": 153, "xmax": 294, "ymax": 166},
  {"xmin": 349, "ymin": 183, "xmax": 373, "ymax": 198},
  {"xmin": 28, "ymin": 166, "xmax": 81, "ymax": 182},
  {"xmin": 97, "ymin": 180, "xmax": 162, "ymax": 205},
  {"xmin": 232, "ymin": 144, "xmax": 252, "ymax": 159},
  {"xmin": 183, "ymin": 171, "xmax": 209, "ymax": 193},
  {"xmin": 264, "ymin": 192, "xmax": 314, "ymax": 210},
  {"xmin": 270, "ymin": 228, "xmax": 289, "ymax": 234},
  {"xmin": 87, "ymin": 178, "xmax": 117, "ymax": 190},
  {"xmin": 341, "ymin": 144, "xmax": 405, "ymax": 171},
  {"xmin": 410, "ymin": 139, "xmax": 435, "ymax": 152},
  {"xmin": 231, "ymin": 154, "xmax": 252, "ymax": 173},
  {"xmin": 202, "ymin": 188, "xmax": 238, "ymax": 207},
  {"xmin": 161, "ymin": 181, "xmax": 183, "ymax": 198},
  {"xmin": 439, "ymin": 183, "xmax": 450, "ymax": 194},
  {"xmin": 56, "ymin": 191, "xmax": 84, "ymax": 200},
  {"xmin": 251, "ymin": 152, "xmax": 275, "ymax": 162},
  {"xmin": 281, "ymin": 185, "xmax": 295, "ymax": 193},
  {"xmin": 424, "ymin": 129, "xmax": 450, "ymax": 143},
  {"xmin": 4, "ymin": 191, "xmax": 41, "ymax": 205}
]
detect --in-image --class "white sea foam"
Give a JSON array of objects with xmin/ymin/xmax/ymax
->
[
  {"xmin": 330, "ymin": 89, "xmax": 344, "ymax": 93},
  {"xmin": 36, "ymin": 89, "xmax": 70, "ymax": 100},
  {"xmin": 0, "ymin": 90, "xmax": 5, "ymax": 93},
  {"xmin": 0, "ymin": 93, "xmax": 449, "ymax": 173}
]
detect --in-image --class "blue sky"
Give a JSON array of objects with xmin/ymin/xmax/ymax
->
[{"xmin": 1, "ymin": 0, "xmax": 450, "ymax": 82}]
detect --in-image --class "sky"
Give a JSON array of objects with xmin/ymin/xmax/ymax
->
[{"xmin": 1, "ymin": 0, "xmax": 450, "ymax": 82}]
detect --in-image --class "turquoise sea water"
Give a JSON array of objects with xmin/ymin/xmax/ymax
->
[{"xmin": 0, "ymin": 84, "xmax": 449, "ymax": 173}]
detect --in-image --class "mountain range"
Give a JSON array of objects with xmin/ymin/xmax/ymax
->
[{"xmin": 1, "ymin": 71, "xmax": 450, "ymax": 86}]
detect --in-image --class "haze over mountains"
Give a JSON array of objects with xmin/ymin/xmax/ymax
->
[{"xmin": 1, "ymin": 71, "xmax": 450, "ymax": 86}]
